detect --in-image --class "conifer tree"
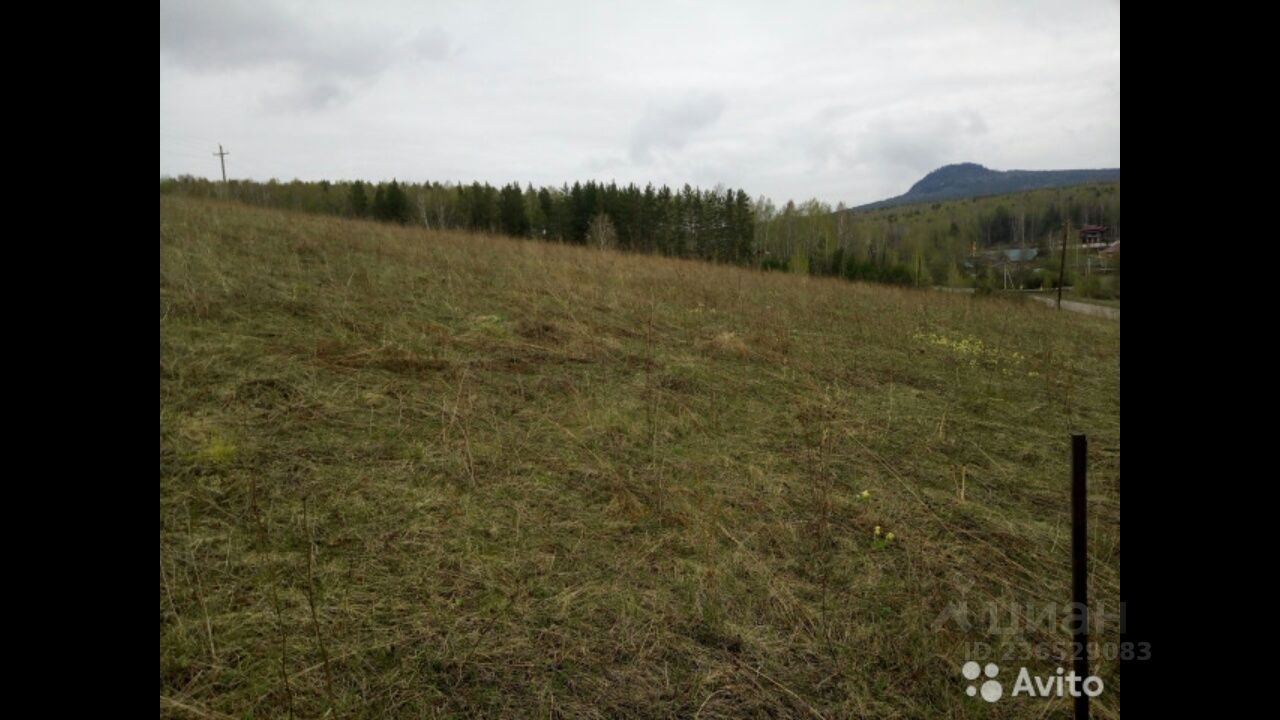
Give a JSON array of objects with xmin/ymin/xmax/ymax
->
[{"xmin": 348, "ymin": 181, "xmax": 369, "ymax": 217}]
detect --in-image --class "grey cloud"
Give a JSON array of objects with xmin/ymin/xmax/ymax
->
[
  {"xmin": 849, "ymin": 110, "xmax": 991, "ymax": 175},
  {"xmin": 629, "ymin": 93, "xmax": 726, "ymax": 164},
  {"xmin": 262, "ymin": 81, "xmax": 349, "ymax": 113},
  {"xmin": 585, "ymin": 155, "xmax": 628, "ymax": 173},
  {"xmin": 959, "ymin": 110, "xmax": 987, "ymax": 136},
  {"xmin": 413, "ymin": 27, "xmax": 459, "ymax": 62},
  {"xmin": 160, "ymin": 0, "xmax": 299, "ymax": 71},
  {"xmin": 160, "ymin": 0, "xmax": 455, "ymax": 111},
  {"xmin": 815, "ymin": 104, "xmax": 857, "ymax": 124},
  {"xmin": 800, "ymin": 133, "xmax": 854, "ymax": 173},
  {"xmin": 161, "ymin": 1, "xmax": 1118, "ymax": 206},
  {"xmin": 159, "ymin": 0, "xmax": 391, "ymax": 76},
  {"xmin": 777, "ymin": 108, "xmax": 994, "ymax": 201}
]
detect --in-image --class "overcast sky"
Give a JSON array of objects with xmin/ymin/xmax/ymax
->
[{"xmin": 159, "ymin": 0, "xmax": 1119, "ymax": 207}]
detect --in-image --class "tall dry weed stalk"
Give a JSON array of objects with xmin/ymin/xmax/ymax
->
[{"xmin": 303, "ymin": 496, "xmax": 336, "ymax": 710}]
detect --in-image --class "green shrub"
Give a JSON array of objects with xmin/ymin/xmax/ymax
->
[
  {"xmin": 1046, "ymin": 271, "xmax": 1073, "ymax": 290},
  {"xmin": 1077, "ymin": 274, "xmax": 1120, "ymax": 299}
]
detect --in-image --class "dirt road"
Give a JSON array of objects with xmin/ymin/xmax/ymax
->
[{"xmin": 1027, "ymin": 294, "xmax": 1120, "ymax": 320}]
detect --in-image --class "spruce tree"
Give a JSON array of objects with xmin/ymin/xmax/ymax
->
[
  {"xmin": 384, "ymin": 180, "xmax": 410, "ymax": 224},
  {"xmin": 372, "ymin": 184, "xmax": 388, "ymax": 221},
  {"xmin": 348, "ymin": 181, "xmax": 369, "ymax": 218}
]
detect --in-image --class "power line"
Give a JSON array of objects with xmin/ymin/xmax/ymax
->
[
  {"xmin": 161, "ymin": 147, "xmax": 210, "ymax": 159},
  {"xmin": 161, "ymin": 139, "xmax": 212, "ymax": 155},
  {"xmin": 160, "ymin": 129, "xmax": 219, "ymax": 145}
]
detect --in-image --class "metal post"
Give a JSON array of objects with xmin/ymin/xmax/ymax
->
[{"xmin": 1072, "ymin": 434, "xmax": 1089, "ymax": 720}]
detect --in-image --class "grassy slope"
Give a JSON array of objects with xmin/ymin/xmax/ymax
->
[{"xmin": 160, "ymin": 197, "xmax": 1120, "ymax": 719}]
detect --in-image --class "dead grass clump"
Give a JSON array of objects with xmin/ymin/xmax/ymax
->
[
  {"xmin": 233, "ymin": 378, "xmax": 300, "ymax": 409},
  {"xmin": 515, "ymin": 318, "xmax": 560, "ymax": 340},
  {"xmin": 706, "ymin": 330, "xmax": 751, "ymax": 359}
]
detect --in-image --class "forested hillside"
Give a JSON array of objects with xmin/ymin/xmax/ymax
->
[
  {"xmin": 160, "ymin": 177, "xmax": 756, "ymax": 264},
  {"xmin": 852, "ymin": 163, "xmax": 1121, "ymax": 211},
  {"xmin": 754, "ymin": 182, "xmax": 1120, "ymax": 287},
  {"xmin": 161, "ymin": 174, "xmax": 1119, "ymax": 289}
]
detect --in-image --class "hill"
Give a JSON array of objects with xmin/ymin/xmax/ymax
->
[
  {"xmin": 852, "ymin": 163, "xmax": 1121, "ymax": 212},
  {"xmin": 160, "ymin": 196, "xmax": 1120, "ymax": 718}
]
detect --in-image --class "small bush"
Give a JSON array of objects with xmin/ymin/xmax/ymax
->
[
  {"xmin": 1077, "ymin": 274, "xmax": 1103, "ymax": 298},
  {"xmin": 1077, "ymin": 274, "xmax": 1118, "ymax": 299},
  {"xmin": 1046, "ymin": 271, "xmax": 1073, "ymax": 290}
]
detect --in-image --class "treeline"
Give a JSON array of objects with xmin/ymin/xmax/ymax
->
[
  {"xmin": 159, "ymin": 175, "xmax": 1119, "ymax": 289},
  {"xmin": 752, "ymin": 182, "xmax": 1121, "ymax": 287},
  {"xmin": 159, "ymin": 176, "xmax": 756, "ymax": 264}
]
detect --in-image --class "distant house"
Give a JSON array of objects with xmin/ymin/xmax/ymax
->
[
  {"xmin": 979, "ymin": 247, "xmax": 1041, "ymax": 289},
  {"xmin": 1079, "ymin": 224, "xmax": 1108, "ymax": 247},
  {"xmin": 977, "ymin": 247, "xmax": 1039, "ymax": 264}
]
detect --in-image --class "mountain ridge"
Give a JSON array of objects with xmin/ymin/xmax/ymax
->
[{"xmin": 851, "ymin": 163, "xmax": 1120, "ymax": 212}]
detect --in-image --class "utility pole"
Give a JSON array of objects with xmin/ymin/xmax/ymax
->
[
  {"xmin": 214, "ymin": 144, "xmax": 229, "ymax": 184},
  {"xmin": 1071, "ymin": 434, "xmax": 1090, "ymax": 720},
  {"xmin": 1057, "ymin": 220, "xmax": 1070, "ymax": 310}
]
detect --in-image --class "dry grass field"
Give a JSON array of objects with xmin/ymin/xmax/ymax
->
[{"xmin": 160, "ymin": 196, "xmax": 1120, "ymax": 719}]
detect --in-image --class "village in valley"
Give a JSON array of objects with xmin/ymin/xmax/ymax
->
[{"xmin": 968, "ymin": 222, "xmax": 1119, "ymax": 293}]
